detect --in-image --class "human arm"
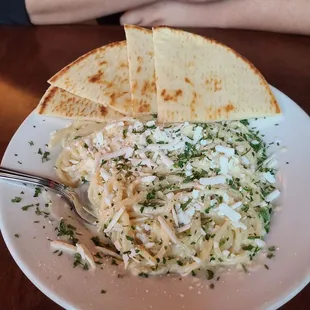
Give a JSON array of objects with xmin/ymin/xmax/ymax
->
[
  {"xmin": 25, "ymin": 0, "xmax": 160, "ymax": 25},
  {"xmin": 121, "ymin": 0, "xmax": 310, "ymax": 35}
]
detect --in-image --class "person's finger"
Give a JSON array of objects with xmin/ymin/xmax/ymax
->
[{"xmin": 120, "ymin": 3, "xmax": 161, "ymax": 25}]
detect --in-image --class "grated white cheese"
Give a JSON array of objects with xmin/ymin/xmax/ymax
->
[
  {"xmin": 215, "ymin": 145, "xmax": 235, "ymax": 157},
  {"xmin": 265, "ymin": 189, "xmax": 280, "ymax": 202},
  {"xmin": 199, "ymin": 175, "xmax": 226, "ymax": 186}
]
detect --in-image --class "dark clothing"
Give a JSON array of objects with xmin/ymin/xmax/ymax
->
[
  {"xmin": 0, "ymin": 0, "xmax": 32, "ymax": 25},
  {"xmin": 97, "ymin": 12, "xmax": 122, "ymax": 25},
  {"xmin": 0, "ymin": 0, "xmax": 122, "ymax": 25}
]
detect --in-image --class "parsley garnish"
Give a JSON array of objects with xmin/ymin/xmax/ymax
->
[
  {"xmin": 176, "ymin": 260, "xmax": 183, "ymax": 266},
  {"xmin": 242, "ymin": 244, "xmax": 254, "ymax": 251},
  {"xmin": 146, "ymin": 190, "xmax": 156, "ymax": 200},
  {"xmin": 56, "ymin": 219, "xmax": 78, "ymax": 245},
  {"xmin": 42, "ymin": 151, "xmax": 50, "ymax": 162},
  {"xmin": 91, "ymin": 236, "xmax": 105, "ymax": 247},
  {"xmin": 206, "ymin": 269, "xmax": 214, "ymax": 280},
  {"xmin": 126, "ymin": 235, "xmax": 134, "ymax": 242},
  {"xmin": 180, "ymin": 198, "xmax": 192, "ymax": 211},
  {"xmin": 34, "ymin": 187, "xmax": 42, "ymax": 197},
  {"xmin": 138, "ymin": 272, "xmax": 149, "ymax": 278},
  {"xmin": 267, "ymin": 253, "xmax": 275, "ymax": 259},
  {"xmin": 22, "ymin": 204, "xmax": 34, "ymax": 211},
  {"xmin": 240, "ymin": 119, "xmax": 250, "ymax": 126},
  {"xmin": 28, "ymin": 141, "xmax": 34, "ymax": 146},
  {"xmin": 73, "ymin": 253, "xmax": 82, "ymax": 268},
  {"xmin": 14, "ymin": 234, "xmax": 20, "ymax": 238},
  {"xmin": 11, "ymin": 197, "xmax": 22, "ymax": 203}
]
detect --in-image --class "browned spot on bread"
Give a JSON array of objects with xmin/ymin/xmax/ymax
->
[
  {"xmin": 205, "ymin": 77, "xmax": 222, "ymax": 92},
  {"xmin": 175, "ymin": 89, "xmax": 183, "ymax": 97},
  {"xmin": 88, "ymin": 70, "xmax": 103, "ymax": 83},
  {"xmin": 99, "ymin": 105, "xmax": 108, "ymax": 116},
  {"xmin": 147, "ymin": 51, "xmax": 154, "ymax": 57},
  {"xmin": 185, "ymin": 77, "xmax": 193, "ymax": 86},
  {"xmin": 214, "ymin": 79, "xmax": 222, "ymax": 92},
  {"xmin": 190, "ymin": 92, "xmax": 197, "ymax": 115},
  {"xmin": 119, "ymin": 62, "xmax": 127, "ymax": 69},
  {"xmin": 137, "ymin": 56, "xmax": 143, "ymax": 64},
  {"xmin": 161, "ymin": 89, "xmax": 166, "ymax": 97},
  {"xmin": 99, "ymin": 60, "xmax": 107, "ymax": 66},
  {"xmin": 163, "ymin": 89, "xmax": 183, "ymax": 102},
  {"xmin": 138, "ymin": 102, "xmax": 150, "ymax": 113},
  {"xmin": 141, "ymin": 81, "xmax": 150, "ymax": 95},
  {"xmin": 224, "ymin": 103, "xmax": 235, "ymax": 113},
  {"xmin": 137, "ymin": 66, "xmax": 142, "ymax": 73},
  {"xmin": 132, "ymin": 81, "xmax": 138, "ymax": 92}
]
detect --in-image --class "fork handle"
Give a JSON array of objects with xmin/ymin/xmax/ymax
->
[{"xmin": 0, "ymin": 167, "xmax": 60, "ymax": 189}]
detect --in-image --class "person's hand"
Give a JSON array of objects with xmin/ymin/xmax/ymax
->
[{"xmin": 120, "ymin": 1, "xmax": 206, "ymax": 26}]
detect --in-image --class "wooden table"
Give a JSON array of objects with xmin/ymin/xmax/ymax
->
[{"xmin": 0, "ymin": 26, "xmax": 309, "ymax": 310}]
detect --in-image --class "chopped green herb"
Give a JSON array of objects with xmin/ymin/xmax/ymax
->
[
  {"xmin": 242, "ymin": 244, "xmax": 255, "ymax": 251},
  {"xmin": 83, "ymin": 263, "xmax": 89, "ymax": 270},
  {"xmin": 207, "ymin": 269, "xmax": 214, "ymax": 280},
  {"xmin": 28, "ymin": 141, "xmax": 34, "ymax": 146},
  {"xmin": 83, "ymin": 143, "xmax": 89, "ymax": 149},
  {"xmin": 91, "ymin": 236, "xmax": 105, "ymax": 247},
  {"xmin": 267, "ymin": 253, "xmax": 275, "ymax": 259},
  {"xmin": 58, "ymin": 251, "xmax": 63, "ymax": 257},
  {"xmin": 73, "ymin": 253, "xmax": 82, "ymax": 268},
  {"xmin": 34, "ymin": 187, "xmax": 42, "ymax": 197},
  {"xmin": 111, "ymin": 259, "xmax": 118, "ymax": 266},
  {"xmin": 146, "ymin": 190, "xmax": 156, "ymax": 200},
  {"xmin": 240, "ymin": 119, "xmax": 250, "ymax": 126},
  {"xmin": 74, "ymin": 136, "xmax": 82, "ymax": 140},
  {"xmin": 57, "ymin": 219, "xmax": 78, "ymax": 245},
  {"xmin": 264, "ymin": 264, "xmax": 269, "ymax": 270},
  {"xmin": 126, "ymin": 235, "xmax": 134, "ymax": 242},
  {"xmin": 138, "ymin": 272, "xmax": 149, "ymax": 278},
  {"xmin": 11, "ymin": 197, "xmax": 22, "ymax": 203},
  {"xmin": 191, "ymin": 270, "xmax": 196, "ymax": 277},
  {"xmin": 180, "ymin": 198, "xmax": 192, "ymax": 211},
  {"xmin": 42, "ymin": 151, "xmax": 50, "ymax": 162},
  {"xmin": 176, "ymin": 260, "xmax": 183, "ymax": 266},
  {"xmin": 268, "ymin": 246, "xmax": 276, "ymax": 252},
  {"xmin": 14, "ymin": 234, "xmax": 20, "ymax": 238}
]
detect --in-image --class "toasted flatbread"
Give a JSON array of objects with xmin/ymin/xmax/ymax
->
[
  {"xmin": 152, "ymin": 27, "xmax": 281, "ymax": 123},
  {"xmin": 124, "ymin": 25, "xmax": 157, "ymax": 115},
  {"xmin": 48, "ymin": 41, "xmax": 133, "ymax": 116},
  {"xmin": 36, "ymin": 86, "xmax": 125, "ymax": 122}
]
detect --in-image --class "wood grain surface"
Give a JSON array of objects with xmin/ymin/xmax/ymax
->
[{"xmin": 0, "ymin": 26, "xmax": 309, "ymax": 310}]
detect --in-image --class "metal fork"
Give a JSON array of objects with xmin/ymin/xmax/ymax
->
[{"xmin": 0, "ymin": 167, "xmax": 96, "ymax": 225}]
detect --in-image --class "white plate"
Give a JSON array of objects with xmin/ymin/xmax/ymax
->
[{"xmin": 0, "ymin": 86, "xmax": 309, "ymax": 310}]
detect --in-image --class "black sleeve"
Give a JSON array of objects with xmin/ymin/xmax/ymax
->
[{"xmin": 0, "ymin": 0, "xmax": 32, "ymax": 25}]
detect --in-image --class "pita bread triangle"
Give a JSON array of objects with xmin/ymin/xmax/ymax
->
[
  {"xmin": 124, "ymin": 25, "xmax": 157, "ymax": 115},
  {"xmin": 36, "ymin": 86, "xmax": 125, "ymax": 122},
  {"xmin": 152, "ymin": 26, "xmax": 281, "ymax": 123},
  {"xmin": 48, "ymin": 41, "xmax": 133, "ymax": 116}
]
